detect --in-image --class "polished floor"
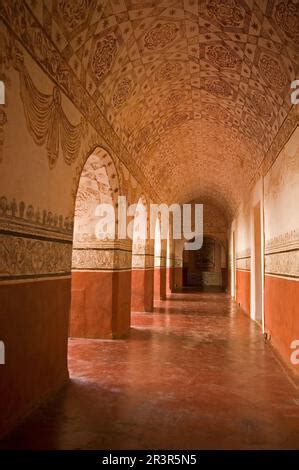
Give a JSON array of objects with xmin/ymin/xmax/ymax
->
[{"xmin": 1, "ymin": 292, "xmax": 299, "ymax": 449}]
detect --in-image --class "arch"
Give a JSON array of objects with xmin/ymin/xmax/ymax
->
[
  {"xmin": 154, "ymin": 216, "xmax": 167, "ymax": 301},
  {"xmin": 72, "ymin": 148, "xmax": 118, "ymax": 247},
  {"xmin": 131, "ymin": 195, "xmax": 148, "ymax": 258},
  {"xmin": 154, "ymin": 216, "xmax": 161, "ymax": 262},
  {"xmin": 70, "ymin": 146, "xmax": 130, "ymax": 339},
  {"xmin": 72, "ymin": 143, "xmax": 121, "ymax": 201},
  {"xmin": 0, "ymin": 80, "xmax": 5, "ymax": 105},
  {"xmin": 166, "ymin": 225, "xmax": 175, "ymax": 295},
  {"xmin": 130, "ymin": 195, "xmax": 154, "ymax": 312},
  {"xmin": 182, "ymin": 236, "xmax": 227, "ymax": 291}
]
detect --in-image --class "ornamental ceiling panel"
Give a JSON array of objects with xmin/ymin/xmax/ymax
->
[{"xmin": 23, "ymin": 0, "xmax": 299, "ymax": 216}]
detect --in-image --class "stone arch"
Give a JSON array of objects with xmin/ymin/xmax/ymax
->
[
  {"xmin": 131, "ymin": 195, "xmax": 148, "ymax": 270},
  {"xmin": 72, "ymin": 145, "xmax": 120, "ymax": 204},
  {"xmin": 182, "ymin": 235, "xmax": 227, "ymax": 291},
  {"xmin": 154, "ymin": 214, "xmax": 167, "ymax": 301},
  {"xmin": 130, "ymin": 195, "xmax": 154, "ymax": 312},
  {"xmin": 70, "ymin": 146, "xmax": 130, "ymax": 339},
  {"xmin": 166, "ymin": 223, "xmax": 175, "ymax": 295}
]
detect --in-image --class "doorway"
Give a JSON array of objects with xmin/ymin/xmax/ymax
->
[{"xmin": 182, "ymin": 237, "xmax": 226, "ymax": 292}]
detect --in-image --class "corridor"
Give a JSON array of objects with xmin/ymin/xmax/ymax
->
[{"xmin": 1, "ymin": 292, "xmax": 299, "ymax": 450}]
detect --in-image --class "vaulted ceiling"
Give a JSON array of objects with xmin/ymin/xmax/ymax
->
[{"xmin": 25, "ymin": 0, "xmax": 298, "ymax": 216}]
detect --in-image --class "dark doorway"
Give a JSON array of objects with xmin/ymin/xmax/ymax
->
[{"xmin": 182, "ymin": 237, "xmax": 227, "ymax": 292}]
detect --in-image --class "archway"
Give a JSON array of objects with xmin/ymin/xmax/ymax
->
[
  {"xmin": 154, "ymin": 216, "xmax": 167, "ymax": 301},
  {"xmin": 182, "ymin": 236, "xmax": 227, "ymax": 292},
  {"xmin": 130, "ymin": 196, "xmax": 154, "ymax": 312},
  {"xmin": 70, "ymin": 147, "xmax": 130, "ymax": 339},
  {"xmin": 166, "ymin": 226, "xmax": 175, "ymax": 295}
]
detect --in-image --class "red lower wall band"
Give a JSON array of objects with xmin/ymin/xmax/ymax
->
[
  {"xmin": 131, "ymin": 269, "xmax": 154, "ymax": 312},
  {"xmin": 236, "ymin": 270, "xmax": 251, "ymax": 316},
  {"xmin": 154, "ymin": 267, "xmax": 166, "ymax": 300},
  {"xmin": 71, "ymin": 270, "xmax": 131, "ymax": 339},
  {"xmin": 265, "ymin": 275, "xmax": 299, "ymax": 376},
  {"xmin": 0, "ymin": 277, "xmax": 70, "ymax": 438}
]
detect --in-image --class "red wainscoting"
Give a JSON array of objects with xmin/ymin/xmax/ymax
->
[
  {"xmin": 70, "ymin": 270, "xmax": 131, "ymax": 339},
  {"xmin": 131, "ymin": 269, "xmax": 154, "ymax": 312},
  {"xmin": 236, "ymin": 270, "xmax": 251, "ymax": 316},
  {"xmin": 172, "ymin": 267, "xmax": 183, "ymax": 291},
  {"xmin": 227, "ymin": 268, "xmax": 231, "ymax": 295},
  {"xmin": 0, "ymin": 277, "xmax": 70, "ymax": 438},
  {"xmin": 166, "ymin": 267, "xmax": 174, "ymax": 294},
  {"xmin": 154, "ymin": 267, "xmax": 166, "ymax": 300},
  {"xmin": 265, "ymin": 275, "xmax": 299, "ymax": 375}
]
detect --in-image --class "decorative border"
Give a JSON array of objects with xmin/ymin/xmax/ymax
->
[
  {"xmin": 265, "ymin": 230, "xmax": 299, "ymax": 279},
  {"xmin": 236, "ymin": 257, "xmax": 251, "ymax": 271},
  {"xmin": 236, "ymin": 247, "xmax": 251, "ymax": 259},
  {"xmin": 73, "ymin": 238, "xmax": 132, "ymax": 250},
  {"xmin": 0, "ymin": 233, "xmax": 72, "ymax": 280},
  {"xmin": 265, "ymin": 250, "xmax": 299, "ymax": 278},
  {"xmin": 265, "ymin": 229, "xmax": 299, "ymax": 254},
  {"xmin": 132, "ymin": 252, "xmax": 155, "ymax": 269},
  {"xmin": 0, "ymin": 195, "xmax": 73, "ymax": 241},
  {"xmin": 132, "ymin": 253, "xmax": 146, "ymax": 269},
  {"xmin": 155, "ymin": 258, "xmax": 167, "ymax": 268},
  {"xmin": 72, "ymin": 248, "xmax": 132, "ymax": 271}
]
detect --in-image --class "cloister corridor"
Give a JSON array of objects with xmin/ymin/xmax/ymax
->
[
  {"xmin": 1, "ymin": 292, "xmax": 299, "ymax": 450},
  {"xmin": 0, "ymin": 0, "xmax": 299, "ymax": 457}
]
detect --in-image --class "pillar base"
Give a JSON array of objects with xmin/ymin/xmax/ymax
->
[
  {"xmin": 0, "ymin": 278, "xmax": 70, "ymax": 438},
  {"xmin": 70, "ymin": 270, "xmax": 131, "ymax": 339},
  {"xmin": 131, "ymin": 269, "xmax": 154, "ymax": 312}
]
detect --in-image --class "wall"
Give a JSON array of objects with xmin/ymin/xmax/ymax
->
[
  {"xmin": 166, "ymin": 228, "xmax": 175, "ymax": 294},
  {"xmin": 264, "ymin": 127, "xmax": 299, "ymax": 373},
  {"xmin": 230, "ymin": 180, "xmax": 264, "ymax": 318},
  {"xmin": 230, "ymin": 126, "xmax": 299, "ymax": 375},
  {"xmin": 131, "ymin": 202, "xmax": 155, "ymax": 312},
  {"xmin": 0, "ymin": 27, "xmax": 77, "ymax": 438}
]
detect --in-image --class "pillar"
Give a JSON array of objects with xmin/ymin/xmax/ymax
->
[
  {"xmin": 154, "ymin": 240, "xmax": 167, "ymax": 300},
  {"xmin": 131, "ymin": 238, "xmax": 154, "ymax": 312},
  {"xmin": 71, "ymin": 240, "xmax": 131, "ymax": 339}
]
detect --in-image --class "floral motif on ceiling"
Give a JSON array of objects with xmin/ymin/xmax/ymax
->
[
  {"xmin": 258, "ymin": 53, "xmax": 288, "ymax": 90},
  {"xmin": 206, "ymin": 44, "xmax": 241, "ymax": 70},
  {"xmin": 155, "ymin": 61, "xmax": 184, "ymax": 82},
  {"xmin": 144, "ymin": 22, "xmax": 179, "ymax": 50},
  {"xmin": 90, "ymin": 33, "xmax": 119, "ymax": 83},
  {"xmin": 205, "ymin": 0, "xmax": 246, "ymax": 28},
  {"xmin": 203, "ymin": 78, "xmax": 234, "ymax": 99},
  {"xmin": 247, "ymin": 91, "xmax": 273, "ymax": 121},
  {"xmin": 273, "ymin": 0, "xmax": 299, "ymax": 44},
  {"xmin": 164, "ymin": 112, "xmax": 190, "ymax": 129},
  {"xmin": 112, "ymin": 77, "xmax": 135, "ymax": 108},
  {"xmin": 55, "ymin": 0, "xmax": 95, "ymax": 34}
]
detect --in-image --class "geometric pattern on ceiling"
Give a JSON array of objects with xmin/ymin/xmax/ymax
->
[
  {"xmin": 25, "ymin": 0, "xmax": 299, "ymax": 213},
  {"xmin": 136, "ymin": 119, "xmax": 261, "ymax": 213}
]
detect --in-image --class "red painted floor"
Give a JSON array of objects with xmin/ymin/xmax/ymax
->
[{"xmin": 1, "ymin": 292, "xmax": 299, "ymax": 449}]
